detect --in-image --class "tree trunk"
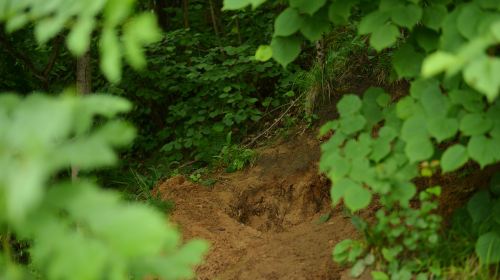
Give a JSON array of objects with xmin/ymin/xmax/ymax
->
[
  {"xmin": 182, "ymin": 0, "xmax": 189, "ymax": 28},
  {"xmin": 72, "ymin": 51, "xmax": 92, "ymax": 181}
]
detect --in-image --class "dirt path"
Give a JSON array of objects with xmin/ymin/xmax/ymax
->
[{"xmin": 154, "ymin": 134, "xmax": 361, "ymax": 279}]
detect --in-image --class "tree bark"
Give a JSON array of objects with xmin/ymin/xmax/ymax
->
[{"xmin": 72, "ymin": 51, "xmax": 92, "ymax": 181}]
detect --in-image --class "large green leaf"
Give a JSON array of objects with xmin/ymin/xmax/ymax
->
[
  {"xmin": 290, "ymin": 0, "xmax": 326, "ymax": 15},
  {"xmin": 300, "ymin": 14, "xmax": 330, "ymax": 41},
  {"xmin": 422, "ymin": 4, "xmax": 448, "ymax": 30},
  {"xmin": 344, "ymin": 183, "xmax": 372, "ymax": 212},
  {"xmin": 370, "ymin": 24, "xmax": 400, "ymax": 51},
  {"xmin": 392, "ymin": 44, "xmax": 424, "ymax": 78},
  {"xmin": 427, "ymin": 117, "xmax": 458, "ymax": 142},
  {"xmin": 391, "ymin": 4, "xmax": 422, "ymax": 29},
  {"xmin": 274, "ymin": 8, "xmax": 303, "ymax": 36},
  {"xmin": 405, "ymin": 137, "xmax": 434, "ymax": 163},
  {"xmin": 441, "ymin": 144, "xmax": 468, "ymax": 172},
  {"xmin": 271, "ymin": 36, "xmax": 302, "ymax": 67},
  {"xmin": 467, "ymin": 135, "xmax": 500, "ymax": 167},
  {"xmin": 459, "ymin": 113, "xmax": 493, "ymax": 136},
  {"xmin": 338, "ymin": 94, "xmax": 362, "ymax": 116},
  {"xmin": 476, "ymin": 232, "xmax": 500, "ymax": 264},
  {"xmin": 464, "ymin": 56, "xmax": 500, "ymax": 102}
]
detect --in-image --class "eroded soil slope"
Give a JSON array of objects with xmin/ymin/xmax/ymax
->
[{"xmin": 154, "ymin": 134, "xmax": 359, "ymax": 279}]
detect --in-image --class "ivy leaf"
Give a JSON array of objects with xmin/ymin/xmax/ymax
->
[
  {"xmin": 290, "ymin": 0, "xmax": 326, "ymax": 15},
  {"xmin": 459, "ymin": 113, "xmax": 493, "ymax": 136},
  {"xmin": 476, "ymin": 232, "xmax": 500, "ymax": 264},
  {"xmin": 391, "ymin": 4, "xmax": 422, "ymax": 29},
  {"xmin": 274, "ymin": 8, "xmax": 303, "ymax": 37},
  {"xmin": 344, "ymin": 183, "xmax": 372, "ymax": 212},
  {"xmin": 467, "ymin": 135, "xmax": 497, "ymax": 168},
  {"xmin": 405, "ymin": 137, "xmax": 433, "ymax": 163},
  {"xmin": 463, "ymin": 56, "xmax": 500, "ymax": 102},
  {"xmin": 370, "ymin": 24, "xmax": 400, "ymax": 51},
  {"xmin": 427, "ymin": 117, "xmax": 458, "ymax": 142},
  {"xmin": 255, "ymin": 45, "xmax": 273, "ymax": 61},
  {"xmin": 270, "ymin": 36, "xmax": 301, "ymax": 67},
  {"xmin": 441, "ymin": 144, "xmax": 468, "ymax": 173},
  {"xmin": 338, "ymin": 95, "xmax": 362, "ymax": 116}
]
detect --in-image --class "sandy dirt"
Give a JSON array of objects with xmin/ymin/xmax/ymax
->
[
  {"xmin": 153, "ymin": 131, "xmax": 495, "ymax": 280},
  {"xmin": 154, "ymin": 133, "xmax": 362, "ymax": 279}
]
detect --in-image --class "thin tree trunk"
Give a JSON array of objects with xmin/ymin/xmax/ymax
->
[
  {"xmin": 182, "ymin": 0, "xmax": 189, "ymax": 28},
  {"xmin": 72, "ymin": 51, "xmax": 92, "ymax": 181},
  {"xmin": 208, "ymin": 0, "xmax": 220, "ymax": 37}
]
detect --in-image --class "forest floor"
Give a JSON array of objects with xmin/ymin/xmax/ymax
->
[
  {"xmin": 152, "ymin": 129, "xmax": 495, "ymax": 280},
  {"xmin": 154, "ymin": 132, "xmax": 368, "ymax": 280}
]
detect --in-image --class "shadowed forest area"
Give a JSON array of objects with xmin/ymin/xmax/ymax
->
[{"xmin": 2, "ymin": 0, "xmax": 500, "ymax": 279}]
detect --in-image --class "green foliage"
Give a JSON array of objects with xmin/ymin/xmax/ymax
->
[
  {"xmin": 0, "ymin": 94, "xmax": 208, "ymax": 279},
  {"xmin": 225, "ymin": 0, "xmax": 500, "ymax": 277},
  {"xmin": 0, "ymin": 1, "xmax": 208, "ymax": 278},
  {"xmin": 107, "ymin": 27, "xmax": 294, "ymax": 162},
  {"xmin": 0, "ymin": 0, "xmax": 161, "ymax": 82}
]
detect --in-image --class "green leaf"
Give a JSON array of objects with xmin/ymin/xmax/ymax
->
[
  {"xmin": 331, "ymin": 178, "xmax": 356, "ymax": 205},
  {"xmin": 422, "ymin": 5, "xmax": 448, "ymax": 30},
  {"xmin": 340, "ymin": 115, "xmax": 366, "ymax": 135},
  {"xmin": 490, "ymin": 173, "xmax": 500, "ymax": 196},
  {"xmin": 274, "ymin": 8, "xmax": 303, "ymax": 37},
  {"xmin": 459, "ymin": 113, "xmax": 493, "ymax": 136},
  {"xmin": 300, "ymin": 15, "xmax": 330, "ymax": 41},
  {"xmin": 35, "ymin": 15, "xmax": 68, "ymax": 44},
  {"xmin": 67, "ymin": 16, "xmax": 95, "ymax": 56},
  {"xmin": 467, "ymin": 135, "xmax": 497, "ymax": 167},
  {"xmin": 427, "ymin": 117, "xmax": 458, "ymax": 142},
  {"xmin": 457, "ymin": 3, "xmax": 482, "ymax": 40},
  {"xmin": 344, "ymin": 183, "xmax": 372, "ymax": 212},
  {"xmin": 271, "ymin": 36, "xmax": 301, "ymax": 67},
  {"xmin": 441, "ymin": 144, "xmax": 468, "ymax": 172},
  {"xmin": 122, "ymin": 13, "xmax": 162, "ymax": 70},
  {"xmin": 371, "ymin": 271, "xmax": 390, "ymax": 280},
  {"xmin": 392, "ymin": 44, "xmax": 424, "ymax": 78},
  {"xmin": 328, "ymin": 0, "xmax": 358, "ymax": 24},
  {"xmin": 350, "ymin": 259, "xmax": 366, "ymax": 277},
  {"xmin": 100, "ymin": 28, "xmax": 122, "ymax": 83},
  {"xmin": 476, "ymin": 232, "xmax": 500, "ymax": 264},
  {"xmin": 370, "ymin": 24, "xmax": 400, "ymax": 51},
  {"xmin": 467, "ymin": 191, "xmax": 493, "ymax": 224},
  {"xmin": 401, "ymin": 116, "xmax": 428, "ymax": 142},
  {"xmin": 463, "ymin": 56, "xmax": 500, "ymax": 102},
  {"xmin": 391, "ymin": 4, "xmax": 422, "ymax": 29},
  {"xmin": 323, "ymin": 154, "xmax": 351, "ymax": 181},
  {"xmin": 405, "ymin": 137, "xmax": 433, "ymax": 163},
  {"xmin": 222, "ymin": 0, "xmax": 251, "ymax": 10},
  {"xmin": 255, "ymin": 45, "xmax": 273, "ymax": 61},
  {"xmin": 290, "ymin": 0, "xmax": 326, "ymax": 15},
  {"xmin": 422, "ymin": 51, "xmax": 457, "ymax": 77},
  {"xmin": 449, "ymin": 89, "xmax": 485, "ymax": 113},
  {"xmin": 338, "ymin": 94, "xmax": 362, "ymax": 116},
  {"xmin": 359, "ymin": 11, "xmax": 390, "ymax": 35}
]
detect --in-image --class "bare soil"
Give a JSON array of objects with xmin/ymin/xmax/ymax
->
[
  {"xmin": 153, "ymin": 131, "xmax": 496, "ymax": 280},
  {"xmin": 154, "ymin": 133, "xmax": 361, "ymax": 279}
]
